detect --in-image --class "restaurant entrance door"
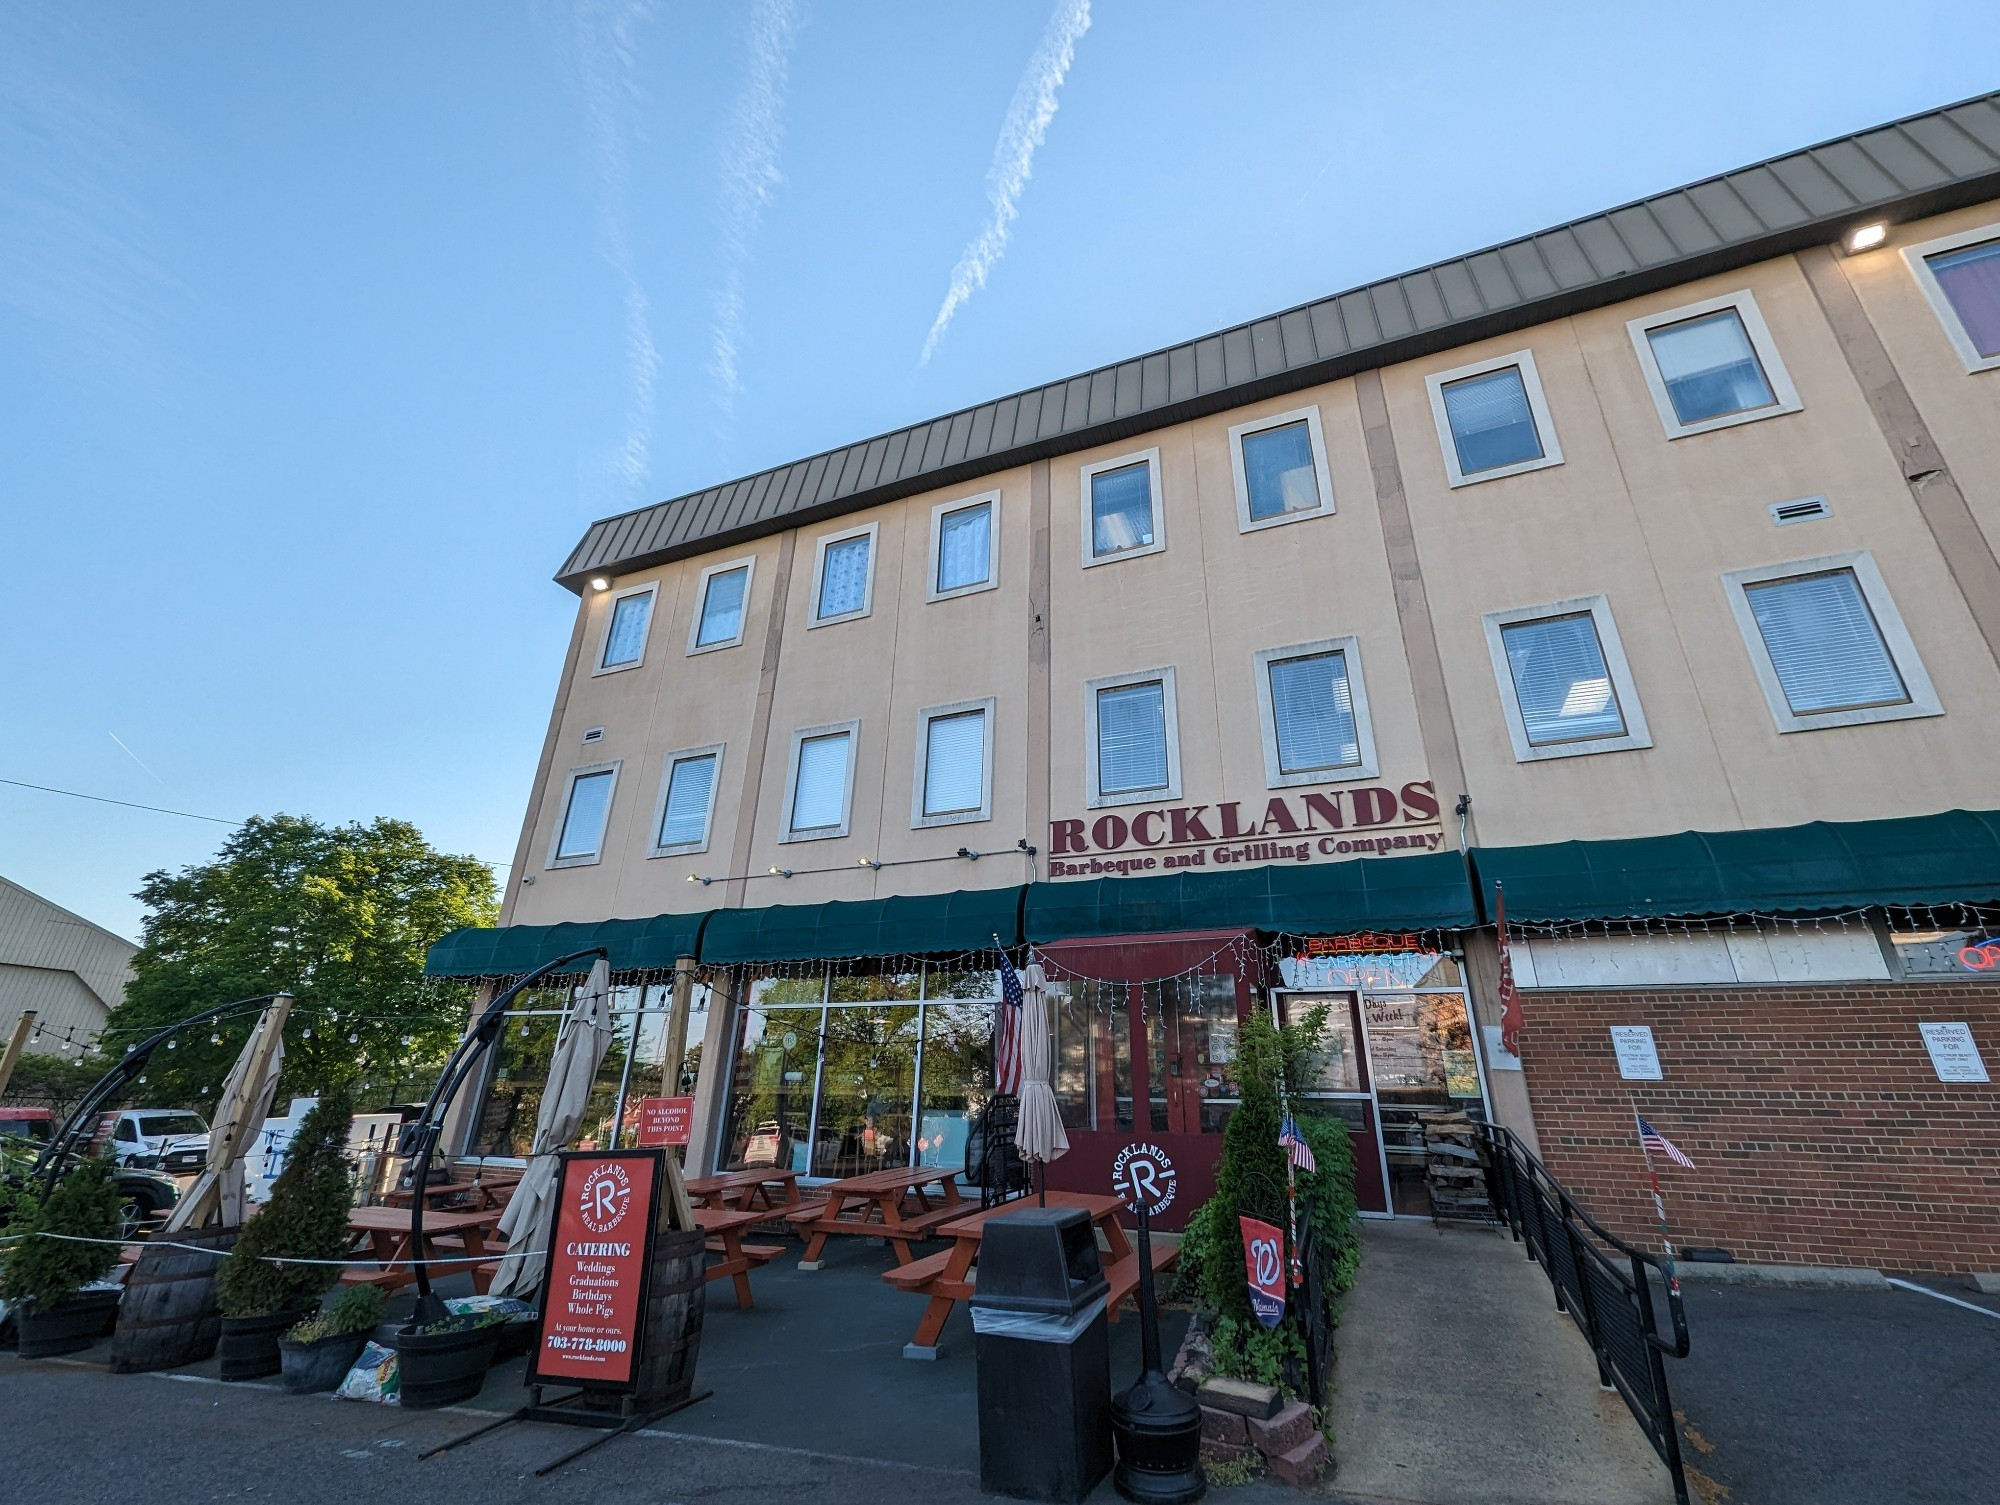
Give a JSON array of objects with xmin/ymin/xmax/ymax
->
[{"xmin": 1037, "ymin": 929, "xmax": 1257, "ymax": 1232}]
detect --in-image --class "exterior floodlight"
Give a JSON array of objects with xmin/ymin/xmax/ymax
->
[
  {"xmin": 1844, "ymin": 222, "xmax": 1888, "ymax": 254},
  {"xmin": 589, "ymin": 576, "xmax": 612, "ymax": 591}
]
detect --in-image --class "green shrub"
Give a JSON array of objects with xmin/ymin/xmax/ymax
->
[
  {"xmin": 216, "ymin": 1093, "xmax": 355, "ymax": 1318},
  {"xmin": 285, "ymin": 1281, "xmax": 383, "ymax": 1343},
  {"xmin": 0, "ymin": 1158, "xmax": 123, "ymax": 1311}
]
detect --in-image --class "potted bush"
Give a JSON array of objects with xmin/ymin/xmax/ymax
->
[
  {"xmin": 3, "ymin": 1157, "xmax": 126, "ymax": 1358},
  {"xmin": 215, "ymin": 1093, "xmax": 355, "ymax": 1381},
  {"xmin": 279, "ymin": 1283, "xmax": 383, "ymax": 1394},
  {"xmin": 394, "ymin": 1308, "xmax": 511, "ymax": 1410}
]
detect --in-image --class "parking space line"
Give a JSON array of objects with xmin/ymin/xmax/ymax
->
[{"xmin": 1884, "ymin": 1277, "xmax": 2000, "ymax": 1320}]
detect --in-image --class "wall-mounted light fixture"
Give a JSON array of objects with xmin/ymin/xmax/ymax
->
[
  {"xmin": 857, "ymin": 856, "xmax": 882, "ymax": 869},
  {"xmin": 589, "ymin": 576, "xmax": 612, "ymax": 592},
  {"xmin": 1843, "ymin": 221, "xmax": 1888, "ymax": 254},
  {"xmin": 769, "ymin": 866, "xmax": 794, "ymax": 879},
  {"xmin": 957, "ymin": 847, "xmax": 981, "ymax": 861}
]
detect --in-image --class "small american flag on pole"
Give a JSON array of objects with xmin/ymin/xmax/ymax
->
[
  {"xmin": 1278, "ymin": 1115, "xmax": 1316, "ymax": 1173},
  {"xmin": 993, "ymin": 949, "xmax": 1024, "ymax": 1095},
  {"xmin": 1636, "ymin": 1116, "xmax": 1695, "ymax": 1170}
]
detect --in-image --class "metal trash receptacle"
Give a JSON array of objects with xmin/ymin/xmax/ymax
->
[{"xmin": 970, "ymin": 1206, "xmax": 1113, "ymax": 1503}]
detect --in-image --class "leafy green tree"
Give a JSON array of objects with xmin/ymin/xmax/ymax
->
[
  {"xmin": 215, "ymin": 1093, "xmax": 355, "ymax": 1317},
  {"xmin": 104, "ymin": 815, "xmax": 496, "ymax": 1112},
  {"xmin": 1, "ymin": 1158, "xmax": 123, "ymax": 1310},
  {"xmin": 0, "ymin": 1050, "xmax": 106, "ymax": 1117}
]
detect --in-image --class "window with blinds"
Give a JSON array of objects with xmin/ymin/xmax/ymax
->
[
  {"xmin": 657, "ymin": 753, "xmax": 718, "ymax": 848},
  {"xmin": 1499, "ymin": 614, "xmax": 1626, "ymax": 744},
  {"xmin": 1240, "ymin": 421, "xmax": 1320, "ymax": 521},
  {"xmin": 790, "ymin": 732, "xmax": 852, "ymax": 833},
  {"xmin": 1091, "ymin": 462, "xmax": 1156, "ymax": 557},
  {"xmin": 936, "ymin": 502, "xmax": 993, "ymax": 593},
  {"xmin": 817, "ymin": 534, "xmax": 872, "ymax": 620},
  {"xmin": 601, "ymin": 591, "xmax": 653, "ymax": 668},
  {"xmin": 555, "ymin": 769, "xmax": 615, "ymax": 861},
  {"xmin": 1646, "ymin": 309, "xmax": 1776, "ymax": 424},
  {"xmin": 1927, "ymin": 238, "xmax": 2000, "ymax": 359},
  {"xmin": 923, "ymin": 710, "xmax": 986, "ymax": 817},
  {"xmin": 1743, "ymin": 570, "xmax": 1908, "ymax": 715},
  {"xmin": 696, "ymin": 566, "xmax": 749, "ymax": 647},
  {"xmin": 1096, "ymin": 681, "xmax": 1168, "ymax": 795},
  {"xmin": 1268, "ymin": 651, "xmax": 1360, "ymax": 772},
  {"xmin": 1440, "ymin": 366, "xmax": 1543, "ymax": 475}
]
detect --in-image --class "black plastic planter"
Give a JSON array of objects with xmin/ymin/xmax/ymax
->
[
  {"xmin": 218, "ymin": 1309, "xmax": 308, "ymax": 1382},
  {"xmin": 393, "ymin": 1320, "xmax": 503, "ymax": 1410},
  {"xmin": 278, "ymin": 1330, "xmax": 372, "ymax": 1395},
  {"xmin": 16, "ymin": 1289, "xmax": 122, "ymax": 1360}
]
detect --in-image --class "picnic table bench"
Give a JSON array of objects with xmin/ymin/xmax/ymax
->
[
  {"xmin": 693, "ymin": 1206, "xmax": 785, "ymax": 1309},
  {"xmin": 684, "ymin": 1167, "xmax": 804, "ymax": 1214},
  {"xmin": 787, "ymin": 1164, "xmax": 966, "ymax": 1269},
  {"xmin": 339, "ymin": 1206, "xmax": 506, "ymax": 1294},
  {"xmin": 880, "ymin": 1191, "xmax": 1178, "ymax": 1358},
  {"xmin": 379, "ymin": 1170, "xmax": 520, "ymax": 1212}
]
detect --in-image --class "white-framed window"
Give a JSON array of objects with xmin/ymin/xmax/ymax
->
[
  {"xmin": 1079, "ymin": 449, "xmax": 1166, "ymax": 567},
  {"xmin": 1252, "ymin": 637, "xmax": 1378, "ymax": 788},
  {"xmin": 687, "ymin": 558, "xmax": 755, "ymax": 655},
  {"xmin": 1423, "ymin": 351, "xmax": 1563, "ymax": 486},
  {"xmin": 911, "ymin": 698, "xmax": 994, "ymax": 827},
  {"xmin": 1721, "ymin": 552, "xmax": 1942, "ymax": 732},
  {"xmin": 809, "ymin": 523, "xmax": 878, "ymax": 627},
  {"xmin": 1904, "ymin": 223, "xmax": 2000, "ymax": 373},
  {"xmin": 781, "ymin": 721, "xmax": 859, "ymax": 841},
  {"xmin": 594, "ymin": 584, "xmax": 657, "ymax": 674},
  {"xmin": 1228, "ymin": 407, "xmax": 1335, "ymax": 532},
  {"xmin": 649, "ymin": 744, "xmax": 723, "ymax": 857},
  {"xmin": 1481, "ymin": 596, "xmax": 1652, "ymax": 761},
  {"xmin": 546, "ymin": 761, "xmax": 619, "ymax": 868},
  {"xmin": 928, "ymin": 492, "xmax": 1000, "ymax": 602},
  {"xmin": 1085, "ymin": 668, "xmax": 1180, "ymax": 809},
  {"xmin": 1626, "ymin": 291, "xmax": 1802, "ymax": 438}
]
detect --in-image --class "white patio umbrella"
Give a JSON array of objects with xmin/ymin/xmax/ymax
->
[
  {"xmin": 163, "ymin": 994, "xmax": 291, "ymax": 1232},
  {"xmin": 1013, "ymin": 958, "xmax": 1068, "ymax": 1199},
  {"xmin": 491, "ymin": 960, "xmax": 614, "ymax": 1299}
]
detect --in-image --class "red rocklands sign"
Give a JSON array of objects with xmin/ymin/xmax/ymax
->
[{"xmin": 1048, "ymin": 780, "xmax": 1441, "ymax": 879}]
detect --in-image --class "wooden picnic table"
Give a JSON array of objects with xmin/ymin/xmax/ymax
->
[
  {"xmin": 694, "ymin": 1206, "xmax": 785, "ymax": 1309},
  {"xmin": 881, "ymin": 1191, "xmax": 1177, "ymax": 1357},
  {"xmin": 378, "ymin": 1172, "xmax": 519, "ymax": 1212},
  {"xmin": 340, "ymin": 1206, "xmax": 506, "ymax": 1295},
  {"xmin": 786, "ymin": 1164, "xmax": 966, "ymax": 1269},
  {"xmin": 684, "ymin": 1167, "xmax": 804, "ymax": 1213}
]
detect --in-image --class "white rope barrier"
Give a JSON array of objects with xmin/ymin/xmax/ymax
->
[{"xmin": 1, "ymin": 1230, "xmax": 544, "ymax": 1270}]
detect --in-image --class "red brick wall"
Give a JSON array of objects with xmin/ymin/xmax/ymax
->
[{"xmin": 1518, "ymin": 981, "xmax": 2000, "ymax": 1273}]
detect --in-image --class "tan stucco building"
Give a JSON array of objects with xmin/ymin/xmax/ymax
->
[{"xmin": 435, "ymin": 94, "xmax": 2000, "ymax": 1275}]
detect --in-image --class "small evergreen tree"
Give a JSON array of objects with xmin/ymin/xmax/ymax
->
[
  {"xmin": 1, "ymin": 1158, "xmax": 123, "ymax": 1311},
  {"xmin": 216, "ymin": 1093, "xmax": 355, "ymax": 1317}
]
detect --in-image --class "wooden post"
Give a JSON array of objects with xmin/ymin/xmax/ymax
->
[
  {"xmin": 0, "ymin": 1010, "xmax": 36, "ymax": 1100},
  {"xmin": 662, "ymin": 955, "xmax": 697, "ymax": 1096}
]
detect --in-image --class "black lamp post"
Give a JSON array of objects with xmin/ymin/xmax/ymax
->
[{"xmin": 398, "ymin": 948, "xmax": 608, "ymax": 1326}]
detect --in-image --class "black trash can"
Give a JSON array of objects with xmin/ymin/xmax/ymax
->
[{"xmin": 970, "ymin": 1206, "xmax": 1113, "ymax": 1503}]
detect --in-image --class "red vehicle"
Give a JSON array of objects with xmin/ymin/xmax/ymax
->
[{"xmin": 0, "ymin": 1106, "xmax": 58, "ymax": 1143}]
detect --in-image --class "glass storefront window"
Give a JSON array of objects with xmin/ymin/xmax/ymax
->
[
  {"xmin": 813, "ymin": 1004, "xmax": 919, "ymax": 1177},
  {"xmin": 468, "ymin": 993, "xmax": 635, "ymax": 1159},
  {"xmin": 1050, "ymin": 980, "xmax": 1101, "ymax": 1131},
  {"xmin": 1365, "ymin": 994, "xmax": 1479, "ymax": 1109},
  {"xmin": 723, "ymin": 1003, "xmax": 824, "ymax": 1174},
  {"xmin": 916, "ymin": 1003, "xmax": 993, "ymax": 1168}
]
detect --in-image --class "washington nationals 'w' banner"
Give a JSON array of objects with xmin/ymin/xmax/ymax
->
[{"xmin": 1240, "ymin": 1215, "xmax": 1286, "ymax": 1329}]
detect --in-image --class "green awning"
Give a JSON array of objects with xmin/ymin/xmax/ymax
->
[
  {"xmin": 424, "ymin": 911, "xmax": 711, "ymax": 977},
  {"xmin": 1024, "ymin": 852, "xmax": 1478, "ymax": 942},
  {"xmin": 697, "ymin": 886, "xmax": 1026, "ymax": 965},
  {"xmin": 1473, "ymin": 808, "xmax": 2000, "ymax": 923}
]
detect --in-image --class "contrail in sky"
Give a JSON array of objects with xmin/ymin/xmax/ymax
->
[
  {"xmin": 709, "ymin": 0, "xmax": 804, "ymax": 415},
  {"xmin": 570, "ymin": 0, "xmax": 660, "ymax": 497},
  {"xmin": 920, "ymin": 0, "xmax": 1092, "ymax": 365},
  {"xmin": 107, "ymin": 731, "xmax": 165, "ymax": 787}
]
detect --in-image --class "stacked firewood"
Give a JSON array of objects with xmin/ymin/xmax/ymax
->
[{"xmin": 1421, "ymin": 1111, "xmax": 1492, "ymax": 1219}]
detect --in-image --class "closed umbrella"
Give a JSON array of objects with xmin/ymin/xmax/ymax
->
[
  {"xmin": 1012, "ymin": 958, "xmax": 1067, "ymax": 1202},
  {"xmin": 491, "ymin": 960, "xmax": 614, "ymax": 1299},
  {"xmin": 163, "ymin": 995, "xmax": 291, "ymax": 1233}
]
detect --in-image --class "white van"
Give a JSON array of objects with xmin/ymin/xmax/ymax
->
[{"xmin": 97, "ymin": 1107, "xmax": 210, "ymax": 1169}]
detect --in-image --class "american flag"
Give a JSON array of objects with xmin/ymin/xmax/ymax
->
[
  {"xmin": 993, "ymin": 951, "xmax": 1023, "ymax": 1095},
  {"xmin": 1278, "ymin": 1115, "xmax": 1316, "ymax": 1173},
  {"xmin": 1636, "ymin": 1116, "xmax": 1695, "ymax": 1170}
]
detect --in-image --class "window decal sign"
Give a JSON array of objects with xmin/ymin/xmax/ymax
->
[
  {"xmin": 529, "ymin": 1149, "xmax": 661, "ymax": 1391},
  {"xmin": 1111, "ymin": 1142, "xmax": 1178, "ymax": 1218},
  {"xmin": 1240, "ymin": 1215, "xmax": 1286, "ymax": 1329}
]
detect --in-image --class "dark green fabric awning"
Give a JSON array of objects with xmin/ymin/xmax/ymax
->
[
  {"xmin": 1473, "ymin": 808, "xmax": 2000, "ymax": 923},
  {"xmin": 696, "ymin": 886, "xmax": 1025, "ymax": 965},
  {"xmin": 425, "ymin": 911, "xmax": 711, "ymax": 977},
  {"xmin": 1024, "ymin": 852, "xmax": 1478, "ymax": 942}
]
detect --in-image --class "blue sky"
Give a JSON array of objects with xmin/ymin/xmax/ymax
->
[{"xmin": 4, "ymin": 1, "xmax": 1996, "ymax": 940}]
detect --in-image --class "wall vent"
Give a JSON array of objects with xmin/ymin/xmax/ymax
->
[
  {"xmin": 582, "ymin": 727, "xmax": 606, "ymax": 744},
  {"xmin": 1768, "ymin": 496, "xmax": 1831, "ymax": 526}
]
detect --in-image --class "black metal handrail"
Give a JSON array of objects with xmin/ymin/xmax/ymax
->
[{"xmin": 1477, "ymin": 1121, "xmax": 1692, "ymax": 1505}]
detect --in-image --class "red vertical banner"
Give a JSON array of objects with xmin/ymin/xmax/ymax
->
[
  {"xmin": 1496, "ymin": 883, "xmax": 1524, "ymax": 1058},
  {"xmin": 1240, "ymin": 1215, "xmax": 1286, "ymax": 1329},
  {"xmin": 530, "ymin": 1149, "xmax": 661, "ymax": 1389}
]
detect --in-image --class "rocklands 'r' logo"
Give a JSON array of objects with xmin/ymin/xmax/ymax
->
[
  {"xmin": 1111, "ymin": 1142, "xmax": 1178, "ymax": 1218},
  {"xmin": 578, "ymin": 1162, "xmax": 633, "ymax": 1234}
]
